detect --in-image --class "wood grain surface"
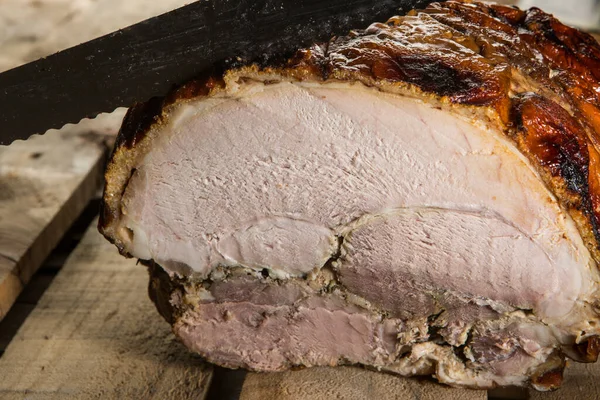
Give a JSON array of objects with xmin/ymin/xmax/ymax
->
[
  {"xmin": 0, "ymin": 123, "xmax": 115, "ymax": 320},
  {"xmin": 240, "ymin": 367, "xmax": 487, "ymax": 400},
  {"xmin": 0, "ymin": 221, "xmax": 213, "ymax": 400}
]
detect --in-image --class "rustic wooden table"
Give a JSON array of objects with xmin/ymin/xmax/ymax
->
[{"xmin": 0, "ymin": 1, "xmax": 598, "ymax": 399}]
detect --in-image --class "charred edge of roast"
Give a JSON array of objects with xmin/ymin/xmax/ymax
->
[
  {"xmin": 530, "ymin": 355, "xmax": 566, "ymax": 392},
  {"xmin": 110, "ymin": 71, "xmax": 228, "ymax": 153},
  {"xmin": 99, "ymin": 0, "xmax": 600, "ymax": 262},
  {"xmin": 98, "ymin": 100, "xmax": 162, "ymax": 243},
  {"xmin": 114, "ymin": 97, "xmax": 165, "ymax": 150},
  {"xmin": 146, "ymin": 260, "xmax": 178, "ymax": 324},
  {"xmin": 512, "ymin": 94, "xmax": 600, "ymax": 260},
  {"xmin": 573, "ymin": 336, "xmax": 600, "ymax": 363}
]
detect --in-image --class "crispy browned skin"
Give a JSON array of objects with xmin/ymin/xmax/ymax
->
[{"xmin": 101, "ymin": 0, "xmax": 600, "ymax": 265}]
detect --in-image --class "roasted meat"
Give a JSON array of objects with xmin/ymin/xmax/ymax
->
[{"xmin": 99, "ymin": 0, "xmax": 600, "ymax": 390}]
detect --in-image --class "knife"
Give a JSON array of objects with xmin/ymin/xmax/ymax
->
[{"xmin": 0, "ymin": 0, "xmax": 437, "ymax": 146}]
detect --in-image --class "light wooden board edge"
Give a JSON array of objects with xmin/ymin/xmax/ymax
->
[
  {"xmin": 0, "ymin": 124, "xmax": 116, "ymax": 320},
  {"xmin": 0, "ymin": 220, "xmax": 213, "ymax": 400},
  {"xmin": 0, "ymin": 156, "xmax": 104, "ymax": 317}
]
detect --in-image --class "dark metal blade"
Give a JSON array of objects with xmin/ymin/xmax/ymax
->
[{"xmin": 0, "ymin": 0, "xmax": 438, "ymax": 145}]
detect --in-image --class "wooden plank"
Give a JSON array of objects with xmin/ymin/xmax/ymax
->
[
  {"xmin": 0, "ymin": 221, "xmax": 213, "ymax": 399},
  {"xmin": 240, "ymin": 367, "xmax": 487, "ymax": 400},
  {"xmin": 0, "ymin": 123, "xmax": 119, "ymax": 320}
]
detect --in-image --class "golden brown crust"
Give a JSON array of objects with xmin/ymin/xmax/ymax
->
[
  {"xmin": 100, "ymin": 0, "xmax": 600, "ymax": 262},
  {"xmin": 511, "ymin": 94, "xmax": 600, "ymax": 260}
]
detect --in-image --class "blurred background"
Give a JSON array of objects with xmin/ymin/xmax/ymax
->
[
  {"xmin": 519, "ymin": 0, "xmax": 600, "ymax": 30},
  {"xmin": 0, "ymin": 0, "xmax": 189, "ymax": 73}
]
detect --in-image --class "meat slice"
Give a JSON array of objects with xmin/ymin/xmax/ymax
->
[{"xmin": 99, "ymin": 0, "xmax": 600, "ymax": 390}]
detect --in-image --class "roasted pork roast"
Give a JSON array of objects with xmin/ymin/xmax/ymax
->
[{"xmin": 99, "ymin": 0, "xmax": 600, "ymax": 390}]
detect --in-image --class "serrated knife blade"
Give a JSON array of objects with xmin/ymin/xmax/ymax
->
[{"xmin": 0, "ymin": 0, "xmax": 438, "ymax": 146}]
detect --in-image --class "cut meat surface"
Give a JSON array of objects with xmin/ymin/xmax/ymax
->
[
  {"xmin": 120, "ymin": 82, "xmax": 590, "ymax": 318},
  {"xmin": 100, "ymin": 0, "xmax": 600, "ymax": 391}
]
